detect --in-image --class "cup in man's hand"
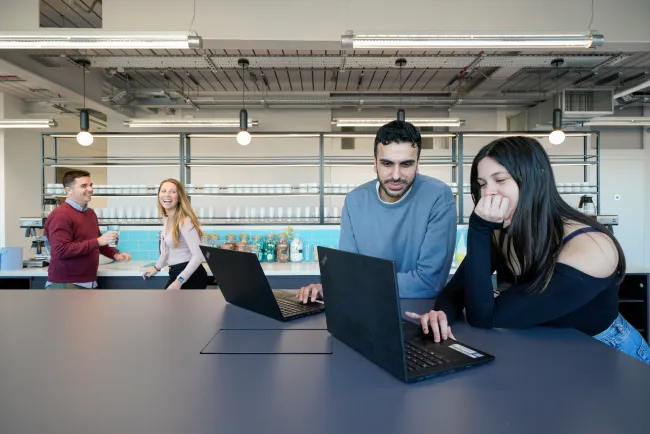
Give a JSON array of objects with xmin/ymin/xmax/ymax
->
[{"xmin": 107, "ymin": 225, "xmax": 120, "ymax": 248}]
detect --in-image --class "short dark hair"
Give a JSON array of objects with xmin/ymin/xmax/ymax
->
[
  {"xmin": 373, "ymin": 120, "xmax": 422, "ymax": 158},
  {"xmin": 62, "ymin": 170, "xmax": 91, "ymax": 189}
]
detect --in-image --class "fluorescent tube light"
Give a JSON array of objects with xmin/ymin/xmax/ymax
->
[
  {"xmin": 342, "ymin": 31, "xmax": 604, "ymax": 49},
  {"xmin": 333, "ymin": 118, "xmax": 461, "ymax": 127},
  {"xmin": 461, "ymin": 133, "xmax": 591, "ymax": 138},
  {"xmin": 0, "ymin": 119, "xmax": 56, "ymax": 128},
  {"xmin": 0, "ymin": 30, "xmax": 202, "ymax": 49},
  {"xmin": 124, "ymin": 119, "xmax": 259, "ymax": 128}
]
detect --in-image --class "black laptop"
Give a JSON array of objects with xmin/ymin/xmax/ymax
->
[
  {"xmin": 317, "ymin": 246, "xmax": 494, "ymax": 383},
  {"xmin": 201, "ymin": 246, "xmax": 325, "ymax": 322}
]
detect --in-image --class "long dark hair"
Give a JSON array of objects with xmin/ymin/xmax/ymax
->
[{"xmin": 470, "ymin": 137, "xmax": 625, "ymax": 294}]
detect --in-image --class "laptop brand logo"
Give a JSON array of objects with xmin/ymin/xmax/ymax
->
[{"xmin": 320, "ymin": 255, "xmax": 328, "ymax": 267}]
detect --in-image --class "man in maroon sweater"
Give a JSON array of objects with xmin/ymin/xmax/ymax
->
[{"xmin": 44, "ymin": 170, "xmax": 132, "ymax": 289}]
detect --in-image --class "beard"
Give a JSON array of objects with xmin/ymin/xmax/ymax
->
[{"xmin": 378, "ymin": 176, "xmax": 414, "ymax": 199}]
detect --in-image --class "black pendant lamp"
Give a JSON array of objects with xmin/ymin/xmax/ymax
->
[
  {"xmin": 236, "ymin": 58, "xmax": 251, "ymax": 146},
  {"xmin": 395, "ymin": 58, "xmax": 407, "ymax": 121},
  {"xmin": 549, "ymin": 58, "xmax": 565, "ymax": 145},
  {"xmin": 76, "ymin": 59, "xmax": 93, "ymax": 146}
]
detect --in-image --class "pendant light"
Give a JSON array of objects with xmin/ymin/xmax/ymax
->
[
  {"xmin": 395, "ymin": 58, "xmax": 406, "ymax": 121},
  {"xmin": 76, "ymin": 59, "xmax": 93, "ymax": 146},
  {"xmin": 549, "ymin": 58, "xmax": 565, "ymax": 146},
  {"xmin": 236, "ymin": 58, "xmax": 251, "ymax": 146}
]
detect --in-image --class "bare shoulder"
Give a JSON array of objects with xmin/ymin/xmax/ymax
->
[{"xmin": 557, "ymin": 223, "xmax": 619, "ymax": 278}]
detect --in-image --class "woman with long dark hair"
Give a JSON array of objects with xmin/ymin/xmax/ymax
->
[{"xmin": 406, "ymin": 136, "xmax": 650, "ymax": 364}]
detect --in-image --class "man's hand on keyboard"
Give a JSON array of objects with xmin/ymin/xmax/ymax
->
[{"xmin": 405, "ymin": 310, "xmax": 455, "ymax": 343}]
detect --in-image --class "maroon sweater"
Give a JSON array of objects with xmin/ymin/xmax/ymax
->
[{"xmin": 44, "ymin": 203, "xmax": 118, "ymax": 283}]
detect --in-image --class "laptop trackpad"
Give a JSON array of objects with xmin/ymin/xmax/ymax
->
[{"xmin": 201, "ymin": 329, "xmax": 333, "ymax": 354}]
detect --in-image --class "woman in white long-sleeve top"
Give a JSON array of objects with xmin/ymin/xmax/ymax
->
[{"xmin": 142, "ymin": 178, "xmax": 208, "ymax": 289}]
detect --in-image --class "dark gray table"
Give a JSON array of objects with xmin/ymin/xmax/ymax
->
[{"xmin": 0, "ymin": 291, "xmax": 648, "ymax": 434}]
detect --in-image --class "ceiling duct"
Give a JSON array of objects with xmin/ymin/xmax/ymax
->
[{"xmin": 508, "ymin": 89, "xmax": 614, "ymax": 130}]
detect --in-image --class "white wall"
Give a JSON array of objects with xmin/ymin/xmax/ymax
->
[
  {"xmin": 0, "ymin": 93, "xmax": 108, "ymax": 258},
  {"xmin": 0, "ymin": 93, "xmax": 6, "ymax": 248},
  {"xmin": 2, "ymin": 94, "xmax": 39, "ymax": 256},
  {"xmin": 0, "ymin": 0, "xmax": 38, "ymax": 30}
]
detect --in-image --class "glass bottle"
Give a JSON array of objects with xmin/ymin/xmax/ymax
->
[
  {"xmin": 247, "ymin": 243, "xmax": 260, "ymax": 260},
  {"xmin": 264, "ymin": 234, "xmax": 277, "ymax": 262},
  {"xmin": 235, "ymin": 241, "xmax": 248, "ymax": 252},
  {"xmin": 290, "ymin": 236, "xmax": 303, "ymax": 262},
  {"xmin": 251, "ymin": 235, "xmax": 264, "ymax": 261},
  {"xmin": 276, "ymin": 234, "xmax": 290, "ymax": 263}
]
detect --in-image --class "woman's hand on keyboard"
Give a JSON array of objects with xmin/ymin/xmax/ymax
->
[{"xmin": 405, "ymin": 310, "xmax": 455, "ymax": 343}]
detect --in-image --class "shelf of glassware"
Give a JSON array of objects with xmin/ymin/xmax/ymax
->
[
  {"xmin": 450, "ymin": 184, "xmax": 599, "ymax": 196},
  {"xmin": 184, "ymin": 156, "xmax": 457, "ymax": 168},
  {"xmin": 461, "ymin": 154, "xmax": 598, "ymax": 167},
  {"xmin": 322, "ymin": 157, "xmax": 457, "ymax": 168},
  {"xmin": 43, "ymin": 186, "xmax": 356, "ymax": 198},
  {"xmin": 91, "ymin": 217, "xmax": 342, "ymax": 226},
  {"xmin": 186, "ymin": 184, "xmax": 355, "ymax": 195}
]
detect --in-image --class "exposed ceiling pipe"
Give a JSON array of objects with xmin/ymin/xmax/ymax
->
[
  {"xmin": 446, "ymin": 51, "xmax": 486, "ymax": 88},
  {"xmin": 620, "ymin": 71, "xmax": 648, "ymax": 86},
  {"xmin": 116, "ymin": 95, "xmax": 542, "ymax": 109},
  {"xmin": 51, "ymin": 104, "xmax": 107, "ymax": 128},
  {"xmin": 614, "ymin": 79, "xmax": 650, "ymax": 99}
]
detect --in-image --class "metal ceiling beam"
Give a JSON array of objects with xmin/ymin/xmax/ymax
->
[
  {"xmin": 37, "ymin": 54, "xmax": 620, "ymax": 70},
  {"xmin": 0, "ymin": 52, "xmax": 133, "ymax": 118},
  {"xmin": 446, "ymin": 51, "xmax": 487, "ymax": 88},
  {"xmin": 118, "ymin": 95, "xmax": 541, "ymax": 109},
  {"xmin": 203, "ymin": 53, "xmax": 219, "ymax": 74},
  {"xmin": 69, "ymin": 0, "xmax": 102, "ymax": 14}
]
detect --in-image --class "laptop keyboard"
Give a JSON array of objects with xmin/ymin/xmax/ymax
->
[
  {"xmin": 404, "ymin": 342, "xmax": 450, "ymax": 373},
  {"xmin": 276, "ymin": 298, "xmax": 320, "ymax": 317}
]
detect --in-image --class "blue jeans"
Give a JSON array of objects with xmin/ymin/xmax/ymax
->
[{"xmin": 593, "ymin": 313, "xmax": 650, "ymax": 364}]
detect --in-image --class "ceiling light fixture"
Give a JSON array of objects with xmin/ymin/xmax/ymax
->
[
  {"xmin": 76, "ymin": 59, "xmax": 93, "ymax": 147},
  {"xmin": 342, "ymin": 31, "xmax": 604, "ymax": 49},
  {"xmin": 0, "ymin": 30, "xmax": 202, "ymax": 49},
  {"xmin": 0, "ymin": 119, "xmax": 56, "ymax": 128},
  {"xmin": 583, "ymin": 117, "xmax": 650, "ymax": 126},
  {"xmin": 333, "ymin": 118, "xmax": 461, "ymax": 127},
  {"xmin": 236, "ymin": 58, "xmax": 252, "ymax": 146},
  {"xmin": 395, "ymin": 58, "xmax": 407, "ymax": 121},
  {"xmin": 124, "ymin": 119, "xmax": 259, "ymax": 128},
  {"xmin": 549, "ymin": 58, "xmax": 566, "ymax": 146},
  {"xmin": 462, "ymin": 133, "xmax": 591, "ymax": 138}
]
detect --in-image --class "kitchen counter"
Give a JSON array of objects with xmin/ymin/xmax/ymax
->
[
  {"xmin": 0, "ymin": 260, "xmax": 323, "ymax": 278},
  {"xmin": 3, "ymin": 260, "xmax": 648, "ymax": 279}
]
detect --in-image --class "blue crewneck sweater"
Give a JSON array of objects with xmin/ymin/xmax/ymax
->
[{"xmin": 338, "ymin": 174, "xmax": 457, "ymax": 298}]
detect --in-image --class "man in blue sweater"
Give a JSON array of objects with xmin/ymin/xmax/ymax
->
[{"xmin": 297, "ymin": 120, "xmax": 457, "ymax": 301}]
